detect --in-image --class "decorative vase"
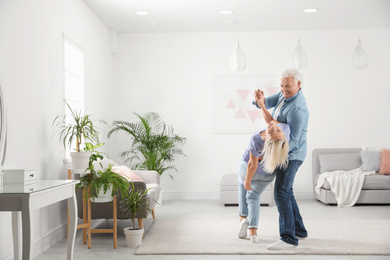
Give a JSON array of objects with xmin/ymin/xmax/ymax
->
[
  {"xmin": 92, "ymin": 184, "xmax": 113, "ymax": 203},
  {"xmin": 70, "ymin": 152, "xmax": 91, "ymax": 174},
  {"xmin": 124, "ymin": 227, "xmax": 144, "ymax": 247}
]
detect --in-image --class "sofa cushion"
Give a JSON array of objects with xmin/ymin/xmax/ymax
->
[
  {"xmin": 379, "ymin": 149, "xmax": 390, "ymax": 175},
  {"xmin": 319, "ymin": 153, "xmax": 362, "ymax": 173},
  {"xmin": 315, "ymin": 173, "xmax": 390, "ymax": 190},
  {"xmin": 220, "ymin": 174, "xmax": 239, "ymax": 191},
  {"xmin": 112, "ymin": 165, "xmax": 144, "ymax": 181},
  {"xmin": 360, "ymin": 151, "xmax": 381, "ymax": 172}
]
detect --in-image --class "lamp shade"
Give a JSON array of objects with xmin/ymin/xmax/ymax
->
[
  {"xmin": 352, "ymin": 38, "xmax": 368, "ymax": 70},
  {"xmin": 229, "ymin": 40, "xmax": 246, "ymax": 72},
  {"xmin": 291, "ymin": 38, "xmax": 307, "ymax": 70}
]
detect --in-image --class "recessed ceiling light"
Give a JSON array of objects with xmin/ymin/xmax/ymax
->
[
  {"xmin": 135, "ymin": 10, "xmax": 150, "ymax": 15},
  {"xmin": 303, "ymin": 8, "xmax": 318, "ymax": 13},
  {"xmin": 225, "ymin": 20, "xmax": 237, "ymax": 24},
  {"xmin": 219, "ymin": 10, "xmax": 234, "ymax": 15}
]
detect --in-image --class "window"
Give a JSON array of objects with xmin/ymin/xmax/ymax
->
[{"xmin": 63, "ymin": 37, "xmax": 84, "ymax": 160}]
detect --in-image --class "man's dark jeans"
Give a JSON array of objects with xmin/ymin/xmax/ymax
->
[{"xmin": 274, "ymin": 160, "xmax": 308, "ymax": 245}]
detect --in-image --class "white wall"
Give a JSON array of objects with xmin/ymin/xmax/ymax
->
[
  {"xmin": 0, "ymin": 0, "xmax": 389, "ymax": 258},
  {"xmin": 0, "ymin": 0, "xmax": 112, "ymax": 259},
  {"xmin": 112, "ymin": 29, "xmax": 390, "ymax": 200}
]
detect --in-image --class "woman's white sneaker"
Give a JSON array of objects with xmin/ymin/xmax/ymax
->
[
  {"xmin": 267, "ymin": 240, "xmax": 297, "ymax": 250},
  {"xmin": 250, "ymin": 235, "xmax": 260, "ymax": 243},
  {"xmin": 238, "ymin": 218, "xmax": 249, "ymax": 238}
]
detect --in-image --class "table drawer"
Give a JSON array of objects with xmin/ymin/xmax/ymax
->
[{"xmin": 3, "ymin": 169, "xmax": 37, "ymax": 184}]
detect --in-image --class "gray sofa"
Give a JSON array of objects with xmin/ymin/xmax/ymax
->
[{"xmin": 312, "ymin": 148, "xmax": 390, "ymax": 205}]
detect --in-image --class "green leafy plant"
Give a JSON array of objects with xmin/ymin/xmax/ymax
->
[
  {"xmin": 119, "ymin": 182, "xmax": 154, "ymax": 230},
  {"xmin": 107, "ymin": 112, "xmax": 186, "ymax": 178},
  {"xmin": 52, "ymin": 100, "xmax": 106, "ymax": 152},
  {"xmin": 76, "ymin": 163, "xmax": 130, "ymax": 202}
]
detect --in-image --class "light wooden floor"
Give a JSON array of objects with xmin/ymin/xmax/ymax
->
[{"xmin": 35, "ymin": 199, "xmax": 390, "ymax": 260}]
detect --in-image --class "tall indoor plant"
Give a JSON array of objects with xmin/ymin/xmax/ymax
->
[
  {"xmin": 120, "ymin": 182, "xmax": 153, "ymax": 247},
  {"xmin": 107, "ymin": 112, "xmax": 186, "ymax": 179},
  {"xmin": 53, "ymin": 100, "xmax": 106, "ymax": 172}
]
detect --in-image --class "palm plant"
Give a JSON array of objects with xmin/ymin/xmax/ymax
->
[
  {"xmin": 107, "ymin": 112, "xmax": 186, "ymax": 178},
  {"xmin": 119, "ymin": 182, "xmax": 153, "ymax": 230},
  {"xmin": 53, "ymin": 100, "xmax": 106, "ymax": 152}
]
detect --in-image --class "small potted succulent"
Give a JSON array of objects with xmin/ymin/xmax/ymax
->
[
  {"xmin": 120, "ymin": 182, "xmax": 154, "ymax": 247},
  {"xmin": 52, "ymin": 100, "xmax": 106, "ymax": 172}
]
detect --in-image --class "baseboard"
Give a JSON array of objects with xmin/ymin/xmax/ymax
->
[
  {"xmin": 32, "ymin": 224, "xmax": 67, "ymax": 258},
  {"xmin": 4, "ymin": 223, "xmax": 67, "ymax": 260},
  {"xmin": 294, "ymin": 192, "xmax": 315, "ymax": 200},
  {"xmin": 163, "ymin": 191, "xmax": 314, "ymax": 201}
]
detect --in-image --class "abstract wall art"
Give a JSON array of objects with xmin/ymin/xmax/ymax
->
[{"xmin": 212, "ymin": 74, "xmax": 279, "ymax": 134}]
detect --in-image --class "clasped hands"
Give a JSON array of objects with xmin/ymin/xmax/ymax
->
[{"xmin": 254, "ymin": 89, "xmax": 265, "ymax": 106}]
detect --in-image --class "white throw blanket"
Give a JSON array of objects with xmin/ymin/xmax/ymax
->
[{"xmin": 315, "ymin": 167, "xmax": 375, "ymax": 207}]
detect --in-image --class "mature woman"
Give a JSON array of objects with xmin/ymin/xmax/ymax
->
[{"xmin": 238, "ymin": 93, "xmax": 290, "ymax": 243}]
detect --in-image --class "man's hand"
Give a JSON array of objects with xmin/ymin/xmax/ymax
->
[
  {"xmin": 254, "ymin": 89, "xmax": 265, "ymax": 106},
  {"xmin": 244, "ymin": 178, "xmax": 252, "ymax": 191}
]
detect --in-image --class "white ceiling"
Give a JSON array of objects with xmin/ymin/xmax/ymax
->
[{"xmin": 83, "ymin": 0, "xmax": 390, "ymax": 33}]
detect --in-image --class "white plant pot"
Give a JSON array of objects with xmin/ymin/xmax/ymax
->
[
  {"xmin": 124, "ymin": 227, "xmax": 144, "ymax": 247},
  {"xmin": 70, "ymin": 152, "xmax": 91, "ymax": 174},
  {"xmin": 92, "ymin": 184, "xmax": 113, "ymax": 203}
]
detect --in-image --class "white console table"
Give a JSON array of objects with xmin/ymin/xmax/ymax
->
[{"xmin": 0, "ymin": 180, "xmax": 79, "ymax": 260}]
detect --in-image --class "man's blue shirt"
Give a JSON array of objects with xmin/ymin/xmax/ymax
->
[{"xmin": 253, "ymin": 90, "xmax": 309, "ymax": 161}]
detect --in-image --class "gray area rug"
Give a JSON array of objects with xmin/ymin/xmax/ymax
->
[{"xmin": 135, "ymin": 218, "xmax": 390, "ymax": 255}]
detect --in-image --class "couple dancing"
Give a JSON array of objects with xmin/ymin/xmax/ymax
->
[{"xmin": 238, "ymin": 68, "xmax": 309, "ymax": 250}]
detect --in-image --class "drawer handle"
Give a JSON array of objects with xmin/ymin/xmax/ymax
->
[{"xmin": 30, "ymin": 174, "xmax": 34, "ymax": 177}]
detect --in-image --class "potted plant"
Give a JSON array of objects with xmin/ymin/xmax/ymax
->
[
  {"xmin": 107, "ymin": 112, "xmax": 186, "ymax": 204},
  {"xmin": 119, "ymin": 182, "xmax": 153, "ymax": 247},
  {"xmin": 76, "ymin": 157, "xmax": 130, "ymax": 202},
  {"xmin": 53, "ymin": 100, "xmax": 106, "ymax": 172}
]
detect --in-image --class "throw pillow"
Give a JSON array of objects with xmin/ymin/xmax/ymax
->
[
  {"xmin": 112, "ymin": 165, "xmax": 144, "ymax": 181},
  {"xmin": 379, "ymin": 149, "xmax": 390, "ymax": 175},
  {"xmin": 319, "ymin": 153, "xmax": 362, "ymax": 173},
  {"xmin": 360, "ymin": 151, "xmax": 381, "ymax": 172}
]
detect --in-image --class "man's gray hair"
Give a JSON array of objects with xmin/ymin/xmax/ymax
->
[{"xmin": 279, "ymin": 68, "xmax": 301, "ymax": 82}]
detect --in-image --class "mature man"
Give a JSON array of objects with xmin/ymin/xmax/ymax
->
[{"xmin": 253, "ymin": 68, "xmax": 309, "ymax": 250}]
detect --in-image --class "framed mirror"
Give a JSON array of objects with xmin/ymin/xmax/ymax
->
[{"xmin": 0, "ymin": 85, "xmax": 7, "ymax": 166}]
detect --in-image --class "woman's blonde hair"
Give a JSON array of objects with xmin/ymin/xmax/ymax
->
[{"xmin": 261, "ymin": 138, "xmax": 289, "ymax": 173}]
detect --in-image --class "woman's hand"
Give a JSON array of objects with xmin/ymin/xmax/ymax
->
[{"xmin": 244, "ymin": 178, "xmax": 252, "ymax": 191}]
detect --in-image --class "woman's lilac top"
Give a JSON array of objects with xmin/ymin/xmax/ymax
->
[{"xmin": 241, "ymin": 123, "xmax": 290, "ymax": 175}]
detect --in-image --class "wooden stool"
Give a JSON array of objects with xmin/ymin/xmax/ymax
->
[
  {"xmin": 87, "ymin": 188, "xmax": 117, "ymax": 249},
  {"xmin": 67, "ymin": 169, "xmax": 117, "ymax": 249}
]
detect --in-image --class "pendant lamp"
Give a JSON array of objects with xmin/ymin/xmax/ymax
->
[
  {"xmin": 229, "ymin": 0, "xmax": 246, "ymax": 72},
  {"xmin": 352, "ymin": 0, "xmax": 368, "ymax": 70},
  {"xmin": 291, "ymin": 38, "xmax": 307, "ymax": 70},
  {"xmin": 229, "ymin": 40, "xmax": 246, "ymax": 72},
  {"xmin": 291, "ymin": 0, "xmax": 308, "ymax": 70},
  {"xmin": 352, "ymin": 38, "xmax": 368, "ymax": 70}
]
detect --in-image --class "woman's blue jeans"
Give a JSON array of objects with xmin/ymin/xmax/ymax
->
[
  {"xmin": 274, "ymin": 160, "xmax": 308, "ymax": 245},
  {"xmin": 238, "ymin": 161, "xmax": 275, "ymax": 229}
]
